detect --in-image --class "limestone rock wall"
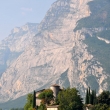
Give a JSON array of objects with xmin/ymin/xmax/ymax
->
[{"xmin": 0, "ymin": 0, "xmax": 108, "ymax": 102}]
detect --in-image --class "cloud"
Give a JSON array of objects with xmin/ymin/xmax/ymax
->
[{"xmin": 21, "ymin": 7, "xmax": 33, "ymax": 12}]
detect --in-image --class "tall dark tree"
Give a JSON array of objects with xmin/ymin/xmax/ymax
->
[
  {"xmin": 89, "ymin": 94, "xmax": 92, "ymax": 104},
  {"xmin": 91, "ymin": 90, "xmax": 95, "ymax": 105},
  {"xmin": 33, "ymin": 90, "xmax": 36, "ymax": 108},
  {"xmin": 85, "ymin": 87, "xmax": 97, "ymax": 105},
  {"xmin": 88, "ymin": 87, "xmax": 91, "ymax": 96},
  {"xmin": 85, "ymin": 88, "xmax": 89, "ymax": 104},
  {"xmin": 93, "ymin": 90, "xmax": 97, "ymax": 105}
]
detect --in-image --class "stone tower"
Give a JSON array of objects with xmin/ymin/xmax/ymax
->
[{"xmin": 50, "ymin": 84, "xmax": 61, "ymax": 98}]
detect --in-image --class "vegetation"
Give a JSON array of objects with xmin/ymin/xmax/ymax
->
[
  {"xmin": 97, "ymin": 91, "xmax": 110, "ymax": 105},
  {"xmin": 23, "ymin": 87, "xmax": 110, "ymax": 110},
  {"xmin": 84, "ymin": 34, "xmax": 110, "ymax": 74},
  {"xmin": 85, "ymin": 87, "xmax": 97, "ymax": 105},
  {"xmin": 97, "ymin": 30, "xmax": 110, "ymax": 40},
  {"xmin": 74, "ymin": 0, "xmax": 110, "ymax": 77},
  {"xmin": 84, "ymin": 87, "xmax": 110, "ymax": 110},
  {"xmin": 57, "ymin": 88, "xmax": 83, "ymax": 110},
  {"xmin": 33, "ymin": 90, "xmax": 36, "ymax": 108},
  {"xmin": 37, "ymin": 89, "xmax": 54, "ymax": 110},
  {"xmin": 38, "ymin": 89, "xmax": 54, "ymax": 105},
  {"xmin": 94, "ymin": 103, "xmax": 110, "ymax": 110},
  {"xmin": 75, "ymin": 0, "xmax": 110, "ymax": 30},
  {"xmin": 38, "ymin": 103, "xmax": 46, "ymax": 110},
  {"xmin": 24, "ymin": 93, "xmax": 33, "ymax": 110}
]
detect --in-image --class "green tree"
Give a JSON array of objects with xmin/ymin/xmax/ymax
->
[
  {"xmin": 24, "ymin": 93, "xmax": 33, "ymax": 110},
  {"xmin": 38, "ymin": 103, "xmax": 46, "ymax": 110},
  {"xmin": 97, "ymin": 91, "xmax": 110, "ymax": 105},
  {"xmin": 38, "ymin": 89, "xmax": 53, "ymax": 104},
  {"xmin": 93, "ymin": 90, "xmax": 97, "ymax": 105},
  {"xmin": 88, "ymin": 87, "xmax": 91, "ymax": 96},
  {"xmin": 33, "ymin": 90, "xmax": 36, "ymax": 108},
  {"xmin": 94, "ymin": 104, "xmax": 109, "ymax": 110},
  {"xmin": 85, "ymin": 88, "xmax": 89, "ymax": 104},
  {"xmin": 89, "ymin": 94, "xmax": 92, "ymax": 105},
  {"xmin": 85, "ymin": 87, "xmax": 97, "ymax": 105},
  {"xmin": 57, "ymin": 88, "xmax": 83, "ymax": 110}
]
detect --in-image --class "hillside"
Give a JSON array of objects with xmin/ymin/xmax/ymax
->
[{"xmin": 75, "ymin": 0, "xmax": 110, "ymax": 89}]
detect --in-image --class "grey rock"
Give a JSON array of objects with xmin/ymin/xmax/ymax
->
[{"xmin": 0, "ymin": 0, "xmax": 109, "ymax": 103}]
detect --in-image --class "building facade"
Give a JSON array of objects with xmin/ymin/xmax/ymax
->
[{"xmin": 34, "ymin": 84, "xmax": 61, "ymax": 107}]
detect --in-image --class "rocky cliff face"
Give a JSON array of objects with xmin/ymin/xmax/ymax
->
[
  {"xmin": 0, "ymin": 23, "xmax": 38, "ymax": 76},
  {"xmin": 0, "ymin": 0, "xmax": 109, "ymax": 103}
]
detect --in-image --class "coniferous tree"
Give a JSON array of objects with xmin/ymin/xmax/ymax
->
[
  {"xmin": 91, "ymin": 90, "xmax": 94, "ymax": 104},
  {"xmin": 93, "ymin": 90, "xmax": 97, "ymax": 105},
  {"xmin": 33, "ymin": 90, "xmax": 36, "ymax": 108},
  {"xmin": 87, "ymin": 87, "xmax": 91, "ymax": 104},
  {"xmin": 85, "ymin": 88, "xmax": 89, "ymax": 104},
  {"xmin": 89, "ymin": 94, "xmax": 92, "ymax": 104},
  {"xmin": 88, "ymin": 87, "xmax": 91, "ymax": 96},
  {"xmin": 85, "ymin": 87, "xmax": 97, "ymax": 105}
]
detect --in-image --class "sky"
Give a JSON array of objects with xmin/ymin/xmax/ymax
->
[{"xmin": 0, "ymin": 0, "xmax": 56, "ymax": 41}]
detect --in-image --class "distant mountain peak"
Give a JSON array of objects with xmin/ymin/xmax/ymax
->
[{"xmin": 11, "ymin": 27, "xmax": 20, "ymax": 34}]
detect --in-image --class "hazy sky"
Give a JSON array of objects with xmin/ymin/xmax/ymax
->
[{"xmin": 0, "ymin": 0, "xmax": 56, "ymax": 41}]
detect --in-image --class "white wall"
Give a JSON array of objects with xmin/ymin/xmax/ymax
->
[
  {"xmin": 47, "ymin": 108, "xmax": 58, "ymax": 110},
  {"xmin": 36, "ymin": 99, "xmax": 41, "ymax": 106}
]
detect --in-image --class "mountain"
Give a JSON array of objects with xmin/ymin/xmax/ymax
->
[
  {"xmin": 0, "ymin": 95, "xmax": 26, "ymax": 110},
  {"xmin": 0, "ymin": 23, "xmax": 39, "ymax": 75},
  {"xmin": 0, "ymin": 22, "xmax": 39, "ymax": 102},
  {"xmin": 0, "ymin": 0, "xmax": 110, "ymax": 106}
]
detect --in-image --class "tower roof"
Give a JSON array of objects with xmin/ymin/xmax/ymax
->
[{"xmin": 51, "ymin": 84, "xmax": 60, "ymax": 87}]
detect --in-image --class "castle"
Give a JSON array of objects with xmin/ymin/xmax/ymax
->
[{"xmin": 34, "ymin": 84, "xmax": 61, "ymax": 109}]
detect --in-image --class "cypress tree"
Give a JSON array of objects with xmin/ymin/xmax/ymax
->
[
  {"xmin": 85, "ymin": 88, "xmax": 89, "ymax": 104},
  {"xmin": 89, "ymin": 94, "xmax": 92, "ymax": 104},
  {"xmin": 87, "ymin": 87, "xmax": 91, "ymax": 104},
  {"xmin": 91, "ymin": 90, "xmax": 94, "ymax": 104},
  {"xmin": 33, "ymin": 90, "xmax": 36, "ymax": 108},
  {"xmin": 93, "ymin": 90, "xmax": 97, "ymax": 105},
  {"xmin": 85, "ymin": 87, "xmax": 98, "ymax": 105},
  {"xmin": 88, "ymin": 87, "xmax": 91, "ymax": 96}
]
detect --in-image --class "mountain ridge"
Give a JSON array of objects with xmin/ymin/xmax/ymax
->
[{"xmin": 0, "ymin": 0, "xmax": 109, "ymax": 105}]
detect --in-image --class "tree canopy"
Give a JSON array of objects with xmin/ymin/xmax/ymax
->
[
  {"xmin": 57, "ymin": 88, "xmax": 83, "ymax": 110},
  {"xmin": 97, "ymin": 91, "xmax": 110, "ymax": 105},
  {"xmin": 24, "ymin": 93, "xmax": 33, "ymax": 110},
  {"xmin": 38, "ymin": 89, "xmax": 54, "ymax": 104}
]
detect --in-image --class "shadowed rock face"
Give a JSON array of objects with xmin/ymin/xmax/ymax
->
[{"xmin": 0, "ymin": 0, "xmax": 109, "ymax": 103}]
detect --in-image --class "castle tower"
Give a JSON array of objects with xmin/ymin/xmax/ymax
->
[{"xmin": 50, "ymin": 84, "xmax": 61, "ymax": 98}]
